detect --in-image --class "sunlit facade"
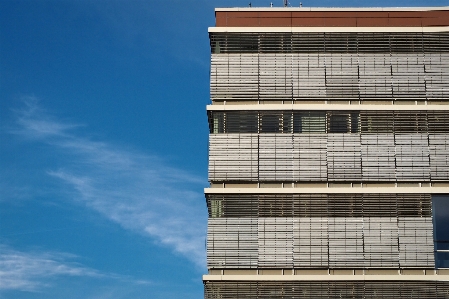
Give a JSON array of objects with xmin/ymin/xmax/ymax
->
[{"xmin": 204, "ymin": 7, "xmax": 449, "ymax": 298}]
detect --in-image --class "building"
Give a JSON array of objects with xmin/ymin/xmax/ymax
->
[{"xmin": 203, "ymin": 6, "xmax": 449, "ymax": 298}]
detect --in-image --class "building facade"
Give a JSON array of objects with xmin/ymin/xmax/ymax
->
[{"xmin": 204, "ymin": 7, "xmax": 449, "ymax": 298}]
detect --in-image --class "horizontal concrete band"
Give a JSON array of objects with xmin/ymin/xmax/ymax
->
[
  {"xmin": 207, "ymin": 104, "xmax": 449, "ymax": 111},
  {"xmin": 209, "ymin": 26, "xmax": 449, "ymax": 33},
  {"xmin": 204, "ymin": 187, "xmax": 449, "ymax": 194},
  {"xmin": 203, "ymin": 274, "xmax": 449, "ymax": 281}
]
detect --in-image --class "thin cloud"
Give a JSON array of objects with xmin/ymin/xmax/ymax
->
[
  {"xmin": 10, "ymin": 98, "xmax": 207, "ymax": 267},
  {"xmin": 12, "ymin": 96, "xmax": 81, "ymax": 139},
  {"xmin": 0, "ymin": 245, "xmax": 115, "ymax": 291}
]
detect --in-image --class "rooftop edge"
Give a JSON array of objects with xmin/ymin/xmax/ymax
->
[{"xmin": 215, "ymin": 7, "xmax": 449, "ymax": 12}]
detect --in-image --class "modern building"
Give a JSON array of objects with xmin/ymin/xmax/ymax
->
[{"xmin": 204, "ymin": 6, "xmax": 449, "ymax": 298}]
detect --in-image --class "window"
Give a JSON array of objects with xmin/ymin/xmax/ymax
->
[
  {"xmin": 210, "ymin": 112, "xmax": 224, "ymax": 133},
  {"xmin": 260, "ymin": 112, "xmax": 295, "ymax": 133},
  {"xmin": 210, "ymin": 200, "xmax": 222, "ymax": 218},
  {"xmin": 209, "ymin": 111, "xmax": 364, "ymax": 134},
  {"xmin": 260, "ymin": 113, "xmax": 281, "ymax": 133},
  {"xmin": 297, "ymin": 112, "xmax": 326, "ymax": 133},
  {"xmin": 328, "ymin": 112, "xmax": 359, "ymax": 133},
  {"xmin": 432, "ymin": 195, "xmax": 449, "ymax": 268},
  {"xmin": 225, "ymin": 112, "xmax": 258, "ymax": 133}
]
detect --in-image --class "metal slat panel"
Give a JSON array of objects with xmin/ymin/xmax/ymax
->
[
  {"xmin": 259, "ymin": 134, "xmax": 295, "ymax": 181},
  {"xmin": 258, "ymin": 218, "xmax": 294, "ymax": 267},
  {"xmin": 429, "ymin": 134, "xmax": 449, "ymax": 181},
  {"xmin": 398, "ymin": 217, "xmax": 435, "ymax": 268},
  {"xmin": 205, "ymin": 281, "xmax": 449, "ymax": 299},
  {"xmin": 364, "ymin": 217, "xmax": 399, "ymax": 267},
  {"xmin": 295, "ymin": 134, "xmax": 327, "ymax": 181},
  {"xmin": 207, "ymin": 218, "xmax": 258, "ymax": 269},
  {"xmin": 209, "ymin": 111, "xmax": 448, "ymax": 182},
  {"xmin": 295, "ymin": 217, "xmax": 328, "ymax": 267},
  {"xmin": 206, "ymin": 194, "xmax": 433, "ymax": 269},
  {"xmin": 395, "ymin": 133, "xmax": 430, "ymax": 181},
  {"xmin": 210, "ymin": 32, "xmax": 449, "ymax": 102},
  {"xmin": 327, "ymin": 133, "xmax": 361, "ymax": 181},
  {"xmin": 361, "ymin": 133, "xmax": 396, "ymax": 181},
  {"xmin": 328, "ymin": 217, "xmax": 364, "ymax": 267},
  {"xmin": 208, "ymin": 134, "xmax": 258, "ymax": 181}
]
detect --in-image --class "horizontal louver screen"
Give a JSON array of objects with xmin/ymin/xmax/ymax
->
[
  {"xmin": 210, "ymin": 32, "xmax": 449, "ymax": 54},
  {"xmin": 208, "ymin": 132, "xmax": 449, "ymax": 182},
  {"xmin": 210, "ymin": 52, "xmax": 449, "ymax": 101},
  {"xmin": 204, "ymin": 280, "xmax": 449, "ymax": 299},
  {"xmin": 207, "ymin": 216, "xmax": 434, "ymax": 268},
  {"xmin": 206, "ymin": 193, "xmax": 432, "ymax": 218},
  {"xmin": 209, "ymin": 111, "xmax": 449, "ymax": 134}
]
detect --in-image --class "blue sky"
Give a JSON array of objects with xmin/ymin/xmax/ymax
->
[{"xmin": 0, "ymin": 0, "xmax": 447, "ymax": 298}]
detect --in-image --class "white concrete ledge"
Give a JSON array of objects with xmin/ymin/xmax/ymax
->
[
  {"xmin": 207, "ymin": 104, "xmax": 449, "ymax": 111},
  {"xmin": 209, "ymin": 26, "xmax": 449, "ymax": 33},
  {"xmin": 205, "ymin": 187, "xmax": 449, "ymax": 194},
  {"xmin": 203, "ymin": 274, "xmax": 449, "ymax": 281}
]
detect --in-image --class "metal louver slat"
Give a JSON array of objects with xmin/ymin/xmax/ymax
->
[
  {"xmin": 205, "ymin": 280, "xmax": 449, "ymax": 299},
  {"xmin": 210, "ymin": 33, "xmax": 449, "ymax": 102},
  {"xmin": 206, "ymin": 194, "xmax": 434, "ymax": 269}
]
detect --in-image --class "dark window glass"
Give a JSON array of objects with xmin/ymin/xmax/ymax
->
[
  {"xmin": 360, "ymin": 112, "xmax": 394, "ymax": 133},
  {"xmin": 282, "ymin": 112, "xmax": 292, "ymax": 133},
  {"xmin": 225, "ymin": 112, "xmax": 258, "ymax": 133},
  {"xmin": 260, "ymin": 114, "xmax": 281, "ymax": 133},
  {"xmin": 432, "ymin": 194, "xmax": 449, "ymax": 268},
  {"xmin": 329, "ymin": 114, "xmax": 349, "ymax": 133},
  {"xmin": 436, "ymin": 242, "xmax": 449, "ymax": 251},
  {"xmin": 210, "ymin": 32, "xmax": 449, "ymax": 54},
  {"xmin": 436, "ymin": 252, "xmax": 449, "ymax": 269}
]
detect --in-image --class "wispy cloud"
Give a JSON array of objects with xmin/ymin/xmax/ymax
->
[
  {"xmin": 13, "ymin": 97, "xmax": 82, "ymax": 139},
  {"xmin": 0, "ymin": 245, "xmax": 143, "ymax": 291},
  {"xmin": 9, "ymin": 98, "xmax": 207, "ymax": 267}
]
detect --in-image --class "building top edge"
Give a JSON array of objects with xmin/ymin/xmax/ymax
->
[
  {"xmin": 215, "ymin": 7, "xmax": 449, "ymax": 12},
  {"xmin": 208, "ymin": 26, "xmax": 449, "ymax": 32}
]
